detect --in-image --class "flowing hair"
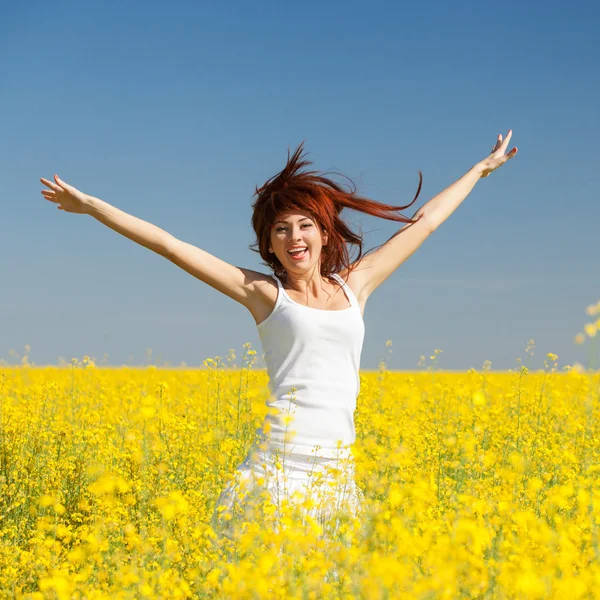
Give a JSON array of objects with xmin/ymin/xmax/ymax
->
[{"xmin": 250, "ymin": 141, "xmax": 424, "ymax": 282}]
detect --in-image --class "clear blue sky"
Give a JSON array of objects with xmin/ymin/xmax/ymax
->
[{"xmin": 1, "ymin": 0, "xmax": 598, "ymax": 371}]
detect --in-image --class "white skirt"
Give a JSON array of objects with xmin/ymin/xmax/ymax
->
[{"xmin": 210, "ymin": 432, "xmax": 365, "ymax": 543}]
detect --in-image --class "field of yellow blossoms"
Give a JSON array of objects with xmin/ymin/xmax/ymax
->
[{"xmin": 0, "ymin": 301, "xmax": 599, "ymax": 599}]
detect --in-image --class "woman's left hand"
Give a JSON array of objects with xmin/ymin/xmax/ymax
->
[{"xmin": 478, "ymin": 130, "xmax": 518, "ymax": 178}]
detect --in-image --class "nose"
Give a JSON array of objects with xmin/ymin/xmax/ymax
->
[{"xmin": 290, "ymin": 225, "xmax": 303, "ymax": 241}]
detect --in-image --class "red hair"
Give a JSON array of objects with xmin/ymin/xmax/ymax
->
[{"xmin": 250, "ymin": 141, "xmax": 424, "ymax": 281}]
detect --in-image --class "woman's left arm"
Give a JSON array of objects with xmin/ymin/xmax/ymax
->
[
  {"xmin": 425, "ymin": 130, "xmax": 518, "ymax": 231},
  {"xmin": 352, "ymin": 130, "xmax": 518, "ymax": 299}
]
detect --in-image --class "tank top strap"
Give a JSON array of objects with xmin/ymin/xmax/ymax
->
[
  {"xmin": 271, "ymin": 274, "xmax": 289, "ymax": 304},
  {"xmin": 272, "ymin": 274, "xmax": 285, "ymax": 293},
  {"xmin": 330, "ymin": 273, "xmax": 359, "ymax": 309}
]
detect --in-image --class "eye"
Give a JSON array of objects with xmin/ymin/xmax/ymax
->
[{"xmin": 275, "ymin": 223, "xmax": 312, "ymax": 232}]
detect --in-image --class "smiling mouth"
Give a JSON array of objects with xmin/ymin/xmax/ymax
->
[{"xmin": 287, "ymin": 247, "xmax": 308, "ymax": 259}]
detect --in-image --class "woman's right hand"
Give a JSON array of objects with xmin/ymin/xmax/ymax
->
[{"xmin": 40, "ymin": 175, "xmax": 92, "ymax": 214}]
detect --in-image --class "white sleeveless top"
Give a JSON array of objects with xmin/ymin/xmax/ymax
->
[{"xmin": 256, "ymin": 273, "xmax": 365, "ymax": 458}]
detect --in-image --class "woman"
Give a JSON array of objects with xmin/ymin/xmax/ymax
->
[{"xmin": 40, "ymin": 133, "xmax": 518, "ymax": 542}]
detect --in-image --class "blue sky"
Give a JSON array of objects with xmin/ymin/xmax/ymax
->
[{"xmin": 1, "ymin": 0, "xmax": 598, "ymax": 371}]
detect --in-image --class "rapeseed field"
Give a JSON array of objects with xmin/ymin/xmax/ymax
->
[{"xmin": 1, "ymin": 308, "xmax": 599, "ymax": 599}]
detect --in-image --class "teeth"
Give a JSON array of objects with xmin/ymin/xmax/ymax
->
[{"xmin": 288, "ymin": 248, "xmax": 307, "ymax": 254}]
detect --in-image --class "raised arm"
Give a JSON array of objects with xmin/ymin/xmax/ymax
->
[
  {"xmin": 351, "ymin": 130, "xmax": 518, "ymax": 299},
  {"xmin": 40, "ymin": 175, "xmax": 173, "ymax": 254},
  {"xmin": 40, "ymin": 174, "xmax": 259, "ymax": 307}
]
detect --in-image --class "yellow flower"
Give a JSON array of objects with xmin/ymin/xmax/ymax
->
[
  {"xmin": 472, "ymin": 391, "xmax": 486, "ymax": 406},
  {"xmin": 389, "ymin": 484, "xmax": 403, "ymax": 508},
  {"xmin": 88, "ymin": 473, "xmax": 132, "ymax": 495},
  {"xmin": 38, "ymin": 494, "xmax": 57, "ymax": 507},
  {"xmin": 66, "ymin": 547, "xmax": 86, "ymax": 564},
  {"xmin": 39, "ymin": 572, "xmax": 74, "ymax": 595},
  {"xmin": 508, "ymin": 452, "xmax": 527, "ymax": 473}
]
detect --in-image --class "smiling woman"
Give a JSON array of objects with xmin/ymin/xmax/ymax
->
[
  {"xmin": 39, "ymin": 132, "xmax": 517, "ymax": 545},
  {"xmin": 206, "ymin": 142, "xmax": 431, "ymax": 540}
]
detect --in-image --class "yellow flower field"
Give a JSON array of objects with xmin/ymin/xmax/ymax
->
[{"xmin": 0, "ymin": 342, "xmax": 599, "ymax": 599}]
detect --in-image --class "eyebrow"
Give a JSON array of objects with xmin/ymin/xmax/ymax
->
[{"xmin": 274, "ymin": 217, "xmax": 311, "ymax": 225}]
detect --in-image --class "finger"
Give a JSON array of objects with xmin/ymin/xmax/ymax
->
[
  {"xmin": 501, "ymin": 148, "xmax": 518, "ymax": 165},
  {"xmin": 40, "ymin": 177, "xmax": 61, "ymax": 192},
  {"xmin": 500, "ymin": 130, "xmax": 512, "ymax": 152},
  {"xmin": 54, "ymin": 174, "xmax": 72, "ymax": 191},
  {"xmin": 491, "ymin": 133, "xmax": 502, "ymax": 153}
]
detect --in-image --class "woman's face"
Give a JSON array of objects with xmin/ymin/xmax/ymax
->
[{"xmin": 269, "ymin": 211, "xmax": 328, "ymax": 274}]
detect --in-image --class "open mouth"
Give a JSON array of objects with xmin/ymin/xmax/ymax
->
[{"xmin": 287, "ymin": 247, "xmax": 308, "ymax": 260}]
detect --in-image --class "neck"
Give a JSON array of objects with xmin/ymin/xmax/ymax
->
[{"xmin": 282, "ymin": 267, "xmax": 329, "ymax": 292}]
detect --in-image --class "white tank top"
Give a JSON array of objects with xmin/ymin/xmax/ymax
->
[{"xmin": 256, "ymin": 273, "xmax": 365, "ymax": 458}]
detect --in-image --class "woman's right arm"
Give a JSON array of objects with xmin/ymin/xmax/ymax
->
[
  {"xmin": 40, "ymin": 174, "xmax": 261, "ymax": 308},
  {"xmin": 86, "ymin": 195, "xmax": 174, "ymax": 257}
]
